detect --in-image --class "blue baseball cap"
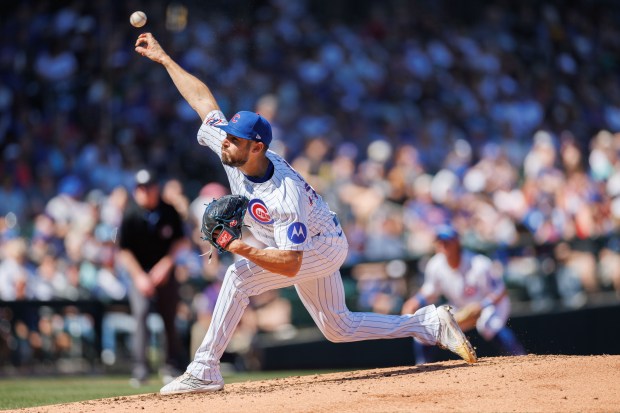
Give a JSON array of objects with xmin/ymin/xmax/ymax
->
[
  {"xmin": 435, "ymin": 224, "xmax": 459, "ymax": 241},
  {"xmin": 216, "ymin": 111, "xmax": 272, "ymax": 147}
]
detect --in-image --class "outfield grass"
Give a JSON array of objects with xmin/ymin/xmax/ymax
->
[{"xmin": 0, "ymin": 370, "xmax": 336, "ymax": 411}]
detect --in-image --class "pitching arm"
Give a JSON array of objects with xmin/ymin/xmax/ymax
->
[{"xmin": 135, "ymin": 32, "xmax": 219, "ymax": 120}]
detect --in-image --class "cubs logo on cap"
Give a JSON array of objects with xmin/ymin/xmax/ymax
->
[
  {"xmin": 214, "ymin": 111, "xmax": 273, "ymax": 146},
  {"xmin": 287, "ymin": 222, "xmax": 307, "ymax": 244}
]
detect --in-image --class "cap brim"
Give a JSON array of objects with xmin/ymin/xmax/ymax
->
[{"xmin": 215, "ymin": 124, "xmax": 255, "ymax": 140}]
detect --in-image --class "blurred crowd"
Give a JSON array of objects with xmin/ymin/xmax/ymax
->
[{"xmin": 2, "ymin": 0, "xmax": 620, "ymax": 372}]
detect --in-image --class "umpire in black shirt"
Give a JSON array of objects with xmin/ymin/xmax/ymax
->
[{"xmin": 117, "ymin": 169, "xmax": 188, "ymax": 386}]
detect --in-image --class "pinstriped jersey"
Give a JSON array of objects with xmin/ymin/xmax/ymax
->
[
  {"xmin": 421, "ymin": 252, "xmax": 507, "ymax": 309},
  {"xmin": 197, "ymin": 110, "xmax": 346, "ymax": 251}
]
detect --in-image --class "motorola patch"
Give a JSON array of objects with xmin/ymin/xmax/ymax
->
[{"xmin": 287, "ymin": 222, "xmax": 307, "ymax": 244}]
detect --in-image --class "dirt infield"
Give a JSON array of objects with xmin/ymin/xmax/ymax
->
[{"xmin": 15, "ymin": 354, "xmax": 620, "ymax": 413}]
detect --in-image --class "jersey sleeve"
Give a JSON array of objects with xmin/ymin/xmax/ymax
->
[
  {"xmin": 272, "ymin": 177, "xmax": 314, "ymax": 251},
  {"xmin": 197, "ymin": 110, "xmax": 227, "ymax": 158}
]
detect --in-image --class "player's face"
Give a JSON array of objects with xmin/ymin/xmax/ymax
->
[
  {"xmin": 436, "ymin": 238, "xmax": 459, "ymax": 258},
  {"xmin": 221, "ymin": 134, "xmax": 253, "ymax": 167}
]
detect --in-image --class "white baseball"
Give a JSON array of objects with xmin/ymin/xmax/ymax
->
[{"xmin": 130, "ymin": 11, "xmax": 147, "ymax": 28}]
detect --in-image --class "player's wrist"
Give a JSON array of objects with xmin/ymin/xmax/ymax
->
[
  {"xmin": 158, "ymin": 53, "xmax": 173, "ymax": 66},
  {"xmin": 414, "ymin": 293, "xmax": 427, "ymax": 307},
  {"xmin": 226, "ymin": 238, "xmax": 243, "ymax": 253}
]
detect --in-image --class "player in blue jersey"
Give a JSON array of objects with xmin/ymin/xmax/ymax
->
[{"xmin": 134, "ymin": 32, "xmax": 477, "ymax": 395}]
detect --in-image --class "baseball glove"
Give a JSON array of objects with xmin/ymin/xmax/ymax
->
[
  {"xmin": 201, "ymin": 195, "xmax": 249, "ymax": 253},
  {"xmin": 453, "ymin": 302, "xmax": 482, "ymax": 332}
]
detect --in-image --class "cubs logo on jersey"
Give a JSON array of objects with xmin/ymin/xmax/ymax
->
[
  {"xmin": 464, "ymin": 285, "xmax": 477, "ymax": 297},
  {"xmin": 206, "ymin": 117, "xmax": 223, "ymax": 127},
  {"xmin": 287, "ymin": 222, "xmax": 307, "ymax": 244},
  {"xmin": 248, "ymin": 199, "xmax": 274, "ymax": 224}
]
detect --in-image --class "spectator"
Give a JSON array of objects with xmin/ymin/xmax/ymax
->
[
  {"xmin": 29, "ymin": 213, "xmax": 64, "ymax": 263},
  {"xmin": 0, "ymin": 175, "xmax": 27, "ymax": 224},
  {"xmin": 30, "ymin": 252, "xmax": 67, "ymax": 301},
  {"xmin": 353, "ymin": 262, "xmax": 407, "ymax": 315},
  {"xmin": 0, "ymin": 238, "xmax": 30, "ymax": 301},
  {"xmin": 162, "ymin": 178, "xmax": 190, "ymax": 222},
  {"xmin": 44, "ymin": 175, "xmax": 90, "ymax": 238}
]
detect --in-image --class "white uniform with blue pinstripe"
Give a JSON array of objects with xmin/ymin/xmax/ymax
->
[
  {"xmin": 422, "ymin": 252, "xmax": 510, "ymax": 340},
  {"xmin": 187, "ymin": 110, "xmax": 442, "ymax": 382}
]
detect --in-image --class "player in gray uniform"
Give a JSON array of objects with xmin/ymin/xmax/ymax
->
[{"xmin": 134, "ymin": 32, "xmax": 477, "ymax": 395}]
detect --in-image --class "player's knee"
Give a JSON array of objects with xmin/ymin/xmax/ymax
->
[
  {"xmin": 318, "ymin": 312, "xmax": 354, "ymax": 343},
  {"xmin": 321, "ymin": 329, "xmax": 348, "ymax": 343}
]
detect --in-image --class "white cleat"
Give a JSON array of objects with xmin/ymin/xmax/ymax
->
[
  {"xmin": 159, "ymin": 372, "xmax": 224, "ymax": 395},
  {"xmin": 436, "ymin": 305, "xmax": 477, "ymax": 364}
]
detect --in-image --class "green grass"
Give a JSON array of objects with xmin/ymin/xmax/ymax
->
[{"xmin": 0, "ymin": 371, "xmax": 340, "ymax": 411}]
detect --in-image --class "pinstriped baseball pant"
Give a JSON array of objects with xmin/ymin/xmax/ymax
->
[{"xmin": 187, "ymin": 238, "xmax": 441, "ymax": 382}]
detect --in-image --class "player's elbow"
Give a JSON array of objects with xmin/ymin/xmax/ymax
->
[{"xmin": 193, "ymin": 97, "xmax": 218, "ymax": 121}]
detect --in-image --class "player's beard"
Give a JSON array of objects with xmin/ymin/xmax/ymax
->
[{"xmin": 221, "ymin": 150, "xmax": 249, "ymax": 167}]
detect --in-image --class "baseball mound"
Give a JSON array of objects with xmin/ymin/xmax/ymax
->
[{"xmin": 17, "ymin": 354, "xmax": 620, "ymax": 413}]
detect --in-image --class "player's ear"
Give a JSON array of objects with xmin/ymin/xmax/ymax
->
[{"xmin": 252, "ymin": 141, "xmax": 266, "ymax": 153}]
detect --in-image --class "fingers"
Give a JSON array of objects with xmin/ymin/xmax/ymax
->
[
  {"xmin": 135, "ymin": 38, "xmax": 146, "ymax": 55},
  {"xmin": 134, "ymin": 33, "xmax": 164, "ymax": 59},
  {"xmin": 135, "ymin": 32, "xmax": 152, "ymax": 47},
  {"xmin": 135, "ymin": 33, "xmax": 153, "ymax": 57}
]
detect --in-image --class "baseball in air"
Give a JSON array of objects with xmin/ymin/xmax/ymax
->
[{"xmin": 130, "ymin": 11, "xmax": 147, "ymax": 28}]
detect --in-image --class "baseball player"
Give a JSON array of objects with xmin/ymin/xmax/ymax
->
[
  {"xmin": 402, "ymin": 225, "xmax": 525, "ymax": 364},
  {"xmin": 134, "ymin": 33, "xmax": 477, "ymax": 395}
]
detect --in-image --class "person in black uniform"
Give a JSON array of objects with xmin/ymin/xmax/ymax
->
[{"xmin": 117, "ymin": 169, "xmax": 188, "ymax": 386}]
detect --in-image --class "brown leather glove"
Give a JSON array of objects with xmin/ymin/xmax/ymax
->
[{"xmin": 453, "ymin": 302, "xmax": 482, "ymax": 332}]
